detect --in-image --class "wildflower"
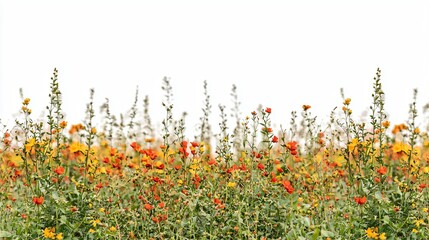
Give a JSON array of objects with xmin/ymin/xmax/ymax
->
[
  {"xmin": 109, "ymin": 226, "xmax": 117, "ymax": 232},
  {"xmin": 154, "ymin": 161, "xmax": 165, "ymax": 170},
  {"xmin": 343, "ymin": 98, "xmax": 351, "ymax": 105},
  {"xmin": 415, "ymin": 219, "xmax": 425, "ymax": 227},
  {"xmin": 265, "ymin": 107, "xmax": 271, "ymax": 114},
  {"xmin": 354, "ymin": 196, "xmax": 366, "ymax": 205},
  {"xmin": 91, "ymin": 127, "xmax": 97, "ymax": 134},
  {"xmin": 207, "ymin": 158, "xmax": 217, "ymax": 165},
  {"xmin": 412, "ymin": 229, "xmax": 418, "ymax": 233},
  {"xmin": 57, "ymin": 121, "xmax": 67, "ymax": 129},
  {"xmin": 286, "ymin": 141, "xmax": 298, "ymax": 155},
  {"xmin": 302, "ymin": 105, "xmax": 311, "ymax": 111},
  {"xmin": 376, "ymin": 166, "xmax": 387, "ymax": 175},
  {"xmin": 23, "ymin": 98, "xmax": 31, "ymax": 105},
  {"xmin": 43, "ymin": 227, "xmax": 56, "ymax": 239},
  {"xmin": 281, "ymin": 180, "xmax": 294, "ymax": 194},
  {"xmin": 90, "ymin": 219, "xmax": 101, "ymax": 227},
  {"xmin": 262, "ymin": 127, "xmax": 273, "ymax": 133},
  {"xmin": 54, "ymin": 166, "xmax": 65, "ymax": 175},
  {"xmin": 272, "ymin": 135, "xmax": 279, "ymax": 143},
  {"xmin": 144, "ymin": 203, "xmax": 153, "ymax": 211},
  {"xmin": 32, "ymin": 196, "xmax": 44, "ymax": 205},
  {"xmin": 257, "ymin": 162, "xmax": 265, "ymax": 170},
  {"xmin": 379, "ymin": 232, "xmax": 386, "ymax": 240},
  {"xmin": 89, "ymin": 229, "xmax": 95, "ymax": 233},
  {"xmin": 130, "ymin": 142, "xmax": 141, "ymax": 152},
  {"xmin": 214, "ymin": 198, "xmax": 222, "ymax": 205},
  {"xmin": 382, "ymin": 120, "xmax": 390, "ymax": 128},
  {"xmin": 227, "ymin": 182, "xmax": 236, "ymax": 188},
  {"xmin": 366, "ymin": 227, "xmax": 378, "ymax": 239},
  {"xmin": 414, "ymin": 127, "xmax": 420, "ymax": 134},
  {"xmin": 25, "ymin": 138, "xmax": 36, "ymax": 152}
]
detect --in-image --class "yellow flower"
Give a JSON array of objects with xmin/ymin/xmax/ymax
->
[
  {"xmin": 69, "ymin": 142, "xmax": 85, "ymax": 153},
  {"xmin": 227, "ymin": 182, "xmax": 236, "ymax": 188},
  {"xmin": 379, "ymin": 232, "xmax": 386, "ymax": 240},
  {"xmin": 91, "ymin": 219, "xmax": 101, "ymax": 227},
  {"xmin": 23, "ymin": 98, "xmax": 31, "ymax": 105},
  {"xmin": 348, "ymin": 138, "xmax": 359, "ymax": 152},
  {"xmin": 56, "ymin": 232, "xmax": 63, "ymax": 240},
  {"xmin": 89, "ymin": 228, "xmax": 95, "ymax": 233},
  {"xmin": 43, "ymin": 227, "xmax": 56, "ymax": 239},
  {"xmin": 415, "ymin": 219, "xmax": 425, "ymax": 227},
  {"xmin": 414, "ymin": 127, "xmax": 420, "ymax": 134},
  {"xmin": 343, "ymin": 98, "xmax": 351, "ymax": 105},
  {"xmin": 366, "ymin": 227, "xmax": 378, "ymax": 239},
  {"xmin": 412, "ymin": 228, "xmax": 418, "ymax": 233},
  {"xmin": 99, "ymin": 208, "xmax": 105, "ymax": 213},
  {"xmin": 25, "ymin": 138, "xmax": 36, "ymax": 152},
  {"xmin": 423, "ymin": 207, "xmax": 428, "ymax": 213},
  {"xmin": 91, "ymin": 127, "xmax": 97, "ymax": 134},
  {"xmin": 109, "ymin": 226, "xmax": 117, "ymax": 232}
]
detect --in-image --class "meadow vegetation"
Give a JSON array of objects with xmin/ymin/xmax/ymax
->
[{"xmin": 1, "ymin": 68, "xmax": 429, "ymax": 239}]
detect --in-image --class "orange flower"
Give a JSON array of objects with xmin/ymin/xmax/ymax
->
[
  {"xmin": 354, "ymin": 196, "xmax": 367, "ymax": 205},
  {"xmin": 286, "ymin": 141, "xmax": 298, "ymax": 155},
  {"xmin": 281, "ymin": 180, "xmax": 294, "ymax": 194},
  {"xmin": 302, "ymin": 105, "xmax": 311, "ymax": 111},
  {"xmin": 144, "ymin": 203, "xmax": 153, "ymax": 211},
  {"xmin": 265, "ymin": 107, "xmax": 272, "ymax": 114},
  {"xmin": 377, "ymin": 166, "xmax": 387, "ymax": 175},
  {"xmin": 130, "ymin": 142, "xmax": 141, "ymax": 152},
  {"xmin": 32, "ymin": 196, "xmax": 44, "ymax": 205},
  {"xmin": 262, "ymin": 127, "xmax": 273, "ymax": 133},
  {"xmin": 59, "ymin": 121, "xmax": 68, "ymax": 129},
  {"xmin": 207, "ymin": 159, "xmax": 217, "ymax": 166},
  {"xmin": 54, "ymin": 166, "xmax": 65, "ymax": 175},
  {"xmin": 272, "ymin": 136, "xmax": 279, "ymax": 143}
]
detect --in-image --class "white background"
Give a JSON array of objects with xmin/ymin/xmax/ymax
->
[{"xmin": 1, "ymin": 0, "xmax": 428, "ymax": 138}]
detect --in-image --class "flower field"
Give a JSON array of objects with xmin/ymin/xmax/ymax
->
[{"xmin": 1, "ymin": 68, "xmax": 429, "ymax": 239}]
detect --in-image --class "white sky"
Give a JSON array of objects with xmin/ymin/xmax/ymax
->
[{"xmin": 1, "ymin": 0, "xmax": 429, "ymax": 138}]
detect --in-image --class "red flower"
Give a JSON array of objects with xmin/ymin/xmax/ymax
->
[
  {"xmin": 272, "ymin": 136, "xmax": 279, "ymax": 143},
  {"xmin": 354, "ymin": 196, "xmax": 367, "ymax": 205},
  {"xmin": 376, "ymin": 166, "xmax": 387, "ymax": 175},
  {"xmin": 207, "ymin": 159, "xmax": 217, "ymax": 166},
  {"xmin": 32, "ymin": 196, "xmax": 44, "ymax": 205},
  {"xmin": 213, "ymin": 198, "xmax": 222, "ymax": 205},
  {"xmin": 54, "ymin": 166, "xmax": 65, "ymax": 175},
  {"xmin": 265, "ymin": 107, "xmax": 272, "ymax": 114},
  {"xmin": 144, "ymin": 203, "xmax": 153, "ymax": 211},
  {"xmin": 302, "ymin": 105, "xmax": 311, "ymax": 111},
  {"xmin": 257, "ymin": 162, "xmax": 265, "ymax": 170},
  {"xmin": 130, "ymin": 142, "xmax": 141, "ymax": 152},
  {"xmin": 281, "ymin": 180, "xmax": 294, "ymax": 194},
  {"xmin": 286, "ymin": 141, "xmax": 299, "ymax": 155}
]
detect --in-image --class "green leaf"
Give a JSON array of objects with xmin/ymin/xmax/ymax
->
[
  {"xmin": 0, "ymin": 230, "xmax": 12, "ymax": 237},
  {"xmin": 312, "ymin": 228, "xmax": 320, "ymax": 240},
  {"xmin": 321, "ymin": 229, "xmax": 334, "ymax": 237}
]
